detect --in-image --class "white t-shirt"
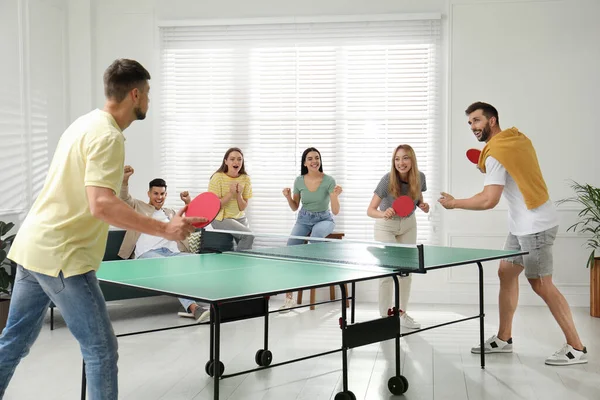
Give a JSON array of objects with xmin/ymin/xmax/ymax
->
[
  {"xmin": 134, "ymin": 209, "xmax": 180, "ymax": 258},
  {"xmin": 483, "ymin": 156, "xmax": 558, "ymax": 236}
]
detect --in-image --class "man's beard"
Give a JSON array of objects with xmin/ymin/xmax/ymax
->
[
  {"xmin": 134, "ymin": 106, "xmax": 146, "ymax": 120},
  {"xmin": 478, "ymin": 122, "xmax": 491, "ymax": 142}
]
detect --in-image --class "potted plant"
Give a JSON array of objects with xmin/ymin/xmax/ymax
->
[
  {"xmin": 557, "ymin": 181, "xmax": 600, "ymax": 317},
  {"xmin": 1, "ymin": 220, "xmax": 17, "ymax": 330}
]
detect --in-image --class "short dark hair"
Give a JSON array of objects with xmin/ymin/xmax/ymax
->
[
  {"xmin": 465, "ymin": 101, "xmax": 499, "ymax": 123},
  {"xmin": 300, "ymin": 147, "xmax": 324, "ymax": 175},
  {"xmin": 149, "ymin": 178, "xmax": 166, "ymax": 190},
  {"xmin": 103, "ymin": 59, "xmax": 151, "ymax": 102}
]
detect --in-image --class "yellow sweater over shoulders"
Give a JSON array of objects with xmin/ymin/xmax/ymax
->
[{"xmin": 478, "ymin": 127, "xmax": 549, "ymax": 210}]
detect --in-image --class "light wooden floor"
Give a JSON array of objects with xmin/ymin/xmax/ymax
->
[{"xmin": 5, "ymin": 296, "xmax": 600, "ymax": 400}]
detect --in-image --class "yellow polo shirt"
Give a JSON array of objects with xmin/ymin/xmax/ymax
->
[{"xmin": 8, "ymin": 109, "xmax": 125, "ymax": 277}]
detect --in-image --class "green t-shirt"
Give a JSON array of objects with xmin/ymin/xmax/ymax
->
[{"xmin": 293, "ymin": 174, "xmax": 336, "ymax": 212}]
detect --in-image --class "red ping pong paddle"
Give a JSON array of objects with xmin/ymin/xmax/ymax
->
[
  {"xmin": 466, "ymin": 148, "xmax": 481, "ymax": 165},
  {"xmin": 392, "ymin": 195, "xmax": 415, "ymax": 218},
  {"xmin": 185, "ymin": 192, "xmax": 221, "ymax": 228}
]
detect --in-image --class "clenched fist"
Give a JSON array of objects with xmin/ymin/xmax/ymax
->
[
  {"xmin": 180, "ymin": 191, "xmax": 191, "ymax": 204},
  {"xmin": 123, "ymin": 165, "xmax": 134, "ymax": 183},
  {"xmin": 382, "ymin": 207, "xmax": 396, "ymax": 219}
]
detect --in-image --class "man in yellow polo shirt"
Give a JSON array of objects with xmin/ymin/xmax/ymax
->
[
  {"xmin": 0, "ymin": 59, "xmax": 204, "ymax": 400},
  {"xmin": 438, "ymin": 102, "xmax": 587, "ymax": 366}
]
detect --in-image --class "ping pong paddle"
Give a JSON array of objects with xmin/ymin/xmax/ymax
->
[
  {"xmin": 466, "ymin": 148, "xmax": 481, "ymax": 165},
  {"xmin": 392, "ymin": 195, "xmax": 415, "ymax": 218},
  {"xmin": 185, "ymin": 192, "xmax": 221, "ymax": 228}
]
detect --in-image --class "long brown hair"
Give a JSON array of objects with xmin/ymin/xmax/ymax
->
[
  {"xmin": 213, "ymin": 147, "xmax": 248, "ymax": 177},
  {"xmin": 388, "ymin": 144, "xmax": 421, "ymax": 200}
]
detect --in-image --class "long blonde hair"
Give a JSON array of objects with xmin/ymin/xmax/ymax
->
[{"xmin": 388, "ymin": 144, "xmax": 421, "ymax": 200}]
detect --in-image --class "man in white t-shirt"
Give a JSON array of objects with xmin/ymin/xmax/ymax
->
[
  {"xmin": 117, "ymin": 165, "xmax": 209, "ymax": 323},
  {"xmin": 438, "ymin": 102, "xmax": 587, "ymax": 366}
]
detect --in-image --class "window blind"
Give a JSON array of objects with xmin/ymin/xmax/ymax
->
[{"xmin": 160, "ymin": 17, "xmax": 442, "ymax": 246}]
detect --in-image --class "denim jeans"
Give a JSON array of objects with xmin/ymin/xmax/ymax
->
[
  {"xmin": 137, "ymin": 247, "xmax": 201, "ymax": 312},
  {"xmin": 287, "ymin": 208, "xmax": 335, "ymax": 246},
  {"xmin": 503, "ymin": 225, "xmax": 559, "ymax": 279},
  {"xmin": 0, "ymin": 265, "xmax": 118, "ymax": 400}
]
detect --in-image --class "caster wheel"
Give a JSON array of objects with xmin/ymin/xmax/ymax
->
[
  {"xmin": 204, "ymin": 360, "xmax": 211, "ymax": 376},
  {"xmin": 388, "ymin": 375, "xmax": 408, "ymax": 395},
  {"xmin": 400, "ymin": 375, "xmax": 409, "ymax": 391},
  {"xmin": 207, "ymin": 361, "xmax": 224, "ymax": 378},
  {"xmin": 260, "ymin": 350, "xmax": 272, "ymax": 366},
  {"xmin": 255, "ymin": 350, "xmax": 263, "ymax": 366},
  {"xmin": 334, "ymin": 391, "xmax": 356, "ymax": 400},
  {"xmin": 255, "ymin": 349, "xmax": 273, "ymax": 366}
]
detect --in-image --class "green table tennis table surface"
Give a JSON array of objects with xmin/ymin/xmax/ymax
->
[{"xmin": 96, "ymin": 242, "xmax": 521, "ymax": 303}]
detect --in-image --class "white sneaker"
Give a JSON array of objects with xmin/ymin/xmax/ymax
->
[
  {"xmin": 471, "ymin": 335, "xmax": 513, "ymax": 354},
  {"xmin": 278, "ymin": 297, "xmax": 296, "ymax": 313},
  {"xmin": 545, "ymin": 344, "xmax": 588, "ymax": 366},
  {"xmin": 193, "ymin": 306, "xmax": 211, "ymax": 323},
  {"xmin": 400, "ymin": 313, "xmax": 421, "ymax": 329}
]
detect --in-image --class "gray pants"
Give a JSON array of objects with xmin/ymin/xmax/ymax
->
[{"xmin": 211, "ymin": 216, "xmax": 254, "ymax": 251}]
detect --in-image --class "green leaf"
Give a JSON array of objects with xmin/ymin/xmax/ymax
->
[
  {"xmin": 0, "ymin": 249, "xmax": 6, "ymax": 263},
  {"xmin": 3, "ymin": 234, "xmax": 15, "ymax": 245},
  {"xmin": 0, "ymin": 222, "xmax": 14, "ymax": 236},
  {"xmin": 558, "ymin": 180, "xmax": 600, "ymax": 264},
  {"xmin": 590, "ymin": 250, "xmax": 597, "ymax": 269}
]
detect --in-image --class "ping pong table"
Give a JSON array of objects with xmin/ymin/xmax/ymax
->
[{"xmin": 81, "ymin": 241, "xmax": 526, "ymax": 400}]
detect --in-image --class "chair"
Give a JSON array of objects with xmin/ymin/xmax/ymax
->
[{"xmin": 296, "ymin": 232, "xmax": 350, "ymax": 310}]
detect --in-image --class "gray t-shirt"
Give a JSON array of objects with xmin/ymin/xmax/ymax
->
[{"xmin": 374, "ymin": 172, "xmax": 427, "ymax": 216}]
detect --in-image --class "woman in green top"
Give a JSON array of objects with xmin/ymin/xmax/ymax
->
[{"xmin": 280, "ymin": 147, "xmax": 342, "ymax": 311}]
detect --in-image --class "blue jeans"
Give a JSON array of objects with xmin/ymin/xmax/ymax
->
[
  {"xmin": 287, "ymin": 209, "xmax": 335, "ymax": 246},
  {"xmin": 0, "ymin": 265, "xmax": 118, "ymax": 400},
  {"xmin": 137, "ymin": 248, "xmax": 200, "ymax": 312}
]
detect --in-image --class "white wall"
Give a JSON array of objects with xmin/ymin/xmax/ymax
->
[
  {"xmin": 40, "ymin": 0, "xmax": 600, "ymax": 307},
  {"xmin": 444, "ymin": 0, "xmax": 600, "ymax": 307}
]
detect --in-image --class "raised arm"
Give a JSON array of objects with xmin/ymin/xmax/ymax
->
[
  {"xmin": 119, "ymin": 165, "xmax": 136, "ymax": 207},
  {"xmin": 87, "ymin": 186, "xmax": 205, "ymax": 241},
  {"xmin": 330, "ymin": 185, "xmax": 343, "ymax": 215},
  {"xmin": 282, "ymin": 188, "xmax": 300, "ymax": 211}
]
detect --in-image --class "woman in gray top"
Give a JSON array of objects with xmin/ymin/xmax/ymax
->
[{"xmin": 367, "ymin": 144, "xmax": 430, "ymax": 329}]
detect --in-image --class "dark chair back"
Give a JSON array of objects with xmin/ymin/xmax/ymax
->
[{"xmin": 103, "ymin": 230, "xmax": 126, "ymax": 261}]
